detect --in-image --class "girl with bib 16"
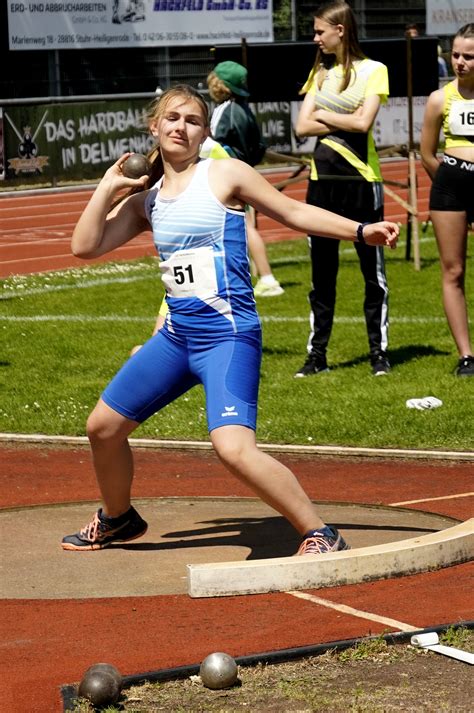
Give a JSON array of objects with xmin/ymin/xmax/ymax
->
[{"xmin": 421, "ymin": 23, "xmax": 474, "ymax": 377}]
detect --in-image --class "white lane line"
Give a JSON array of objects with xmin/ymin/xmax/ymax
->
[
  {"xmin": 0, "ymin": 314, "xmax": 449, "ymax": 324},
  {"xmin": 264, "ymin": 315, "xmax": 447, "ymax": 324},
  {"xmin": 0, "ymin": 274, "xmax": 155, "ymax": 299},
  {"xmin": 0, "ymin": 233, "xmax": 151, "ymax": 246},
  {"xmin": 268, "ymin": 236, "xmax": 435, "ymax": 264},
  {"xmin": 0, "ymin": 236, "xmax": 73, "ymax": 247},
  {"xmin": 0, "ymin": 315, "xmax": 154, "ymax": 322},
  {"xmin": 0, "ymin": 244, "xmax": 154, "ymax": 267},
  {"xmin": 287, "ymin": 591, "xmax": 419, "ymax": 632},
  {"xmin": 0, "ymin": 208, "xmax": 82, "ymax": 217},
  {"xmin": 390, "ymin": 492, "xmax": 474, "ymax": 506},
  {"xmin": 0, "ymin": 224, "xmax": 78, "ymax": 236}
]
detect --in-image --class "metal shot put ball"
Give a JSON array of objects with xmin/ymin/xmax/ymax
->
[
  {"xmin": 83, "ymin": 662, "xmax": 123, "ymax": 690},
  {"xmin": 199, "ymin": 652, "xmax": 238, "ymax": 689},
  {"xmin": 122, "ymin": 153, "xmax": 151, "ymax": 178},
  {"xmin": 78, "ymin": 668, "xmax": 122, "ymax": 707}
]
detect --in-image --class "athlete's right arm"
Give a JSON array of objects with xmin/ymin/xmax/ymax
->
[
  {"xmin": 71, "ymin": 155, "xmax": 149, "ymax": 259},
  {"xmin": 420, "ymin": 89, "xmax": 444, "ymax": 180},
  {"xmin": 295, "ymin": 91, "xmax": 332, "ymax": 138}
]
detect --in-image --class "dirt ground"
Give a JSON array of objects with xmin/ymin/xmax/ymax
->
[{"xmin": 73, "ymin": 629, "xmax": 473, "ymax": 712}]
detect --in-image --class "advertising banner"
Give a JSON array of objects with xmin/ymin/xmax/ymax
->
[
  {"xmin": 426, "ymin": 0, "xmax": 474, "ymax": 36},
  {"xmin": 2, "ymin": 98, "xmax": 155, "ymax": 184},
  {"xmin": 375, "ymin": 96, "xmax": 428, "ymax": 149},
  {"xmin": 7, "ymin": 1, "xmax": 273, "ymax": 50},
  {"xmin": 254, "ymin": 101, "xmax": 293, "ymax": 155}
]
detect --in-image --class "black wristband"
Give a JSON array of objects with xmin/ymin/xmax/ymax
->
[{"xmin": 356, "ymin": 222, "xmax": 370, "ymax": 244}]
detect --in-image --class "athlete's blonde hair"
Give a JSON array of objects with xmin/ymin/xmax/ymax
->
[
  {"xmin": 146, "ymin": 85, "xmax": 209, "ymax": 185},
  {"xmin": 112, "ymin": 85, "xmax": 208, "ymax": 209}
]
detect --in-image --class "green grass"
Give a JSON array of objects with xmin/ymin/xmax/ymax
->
[
  {"xmin": 1, "ymin": 227, "xmax": 473, "ymax": 450},
  {"xmin": 338, "ymin": 634, "xmax": 394, "ymax": 662}
]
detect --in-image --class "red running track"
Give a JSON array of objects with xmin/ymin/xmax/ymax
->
[
  {"xmin": 0, "ymin": 160, "xmax": 430, "ymax": 278},
  {"xmin": 0, "ymin": 444, "xmax": 473, "ymax": 713}
]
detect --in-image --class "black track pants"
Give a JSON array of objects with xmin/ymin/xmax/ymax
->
[{"xmin": 305, "ymin": 179, "xmax": 389, "ymax": 358}]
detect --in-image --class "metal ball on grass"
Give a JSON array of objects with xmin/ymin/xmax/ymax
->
[
  {"xmin": 78, "ymin": 667, "xmax": 122, "ymax": 707},
  {"xmin": 83, "ymin": 662, "xmax": 123, "ymax": 689},
  {"xmin": 199, "ymin": 651, "xmax": 238, "ymax": 689}
]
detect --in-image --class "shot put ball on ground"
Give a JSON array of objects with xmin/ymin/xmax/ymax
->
[
  {"xmin": 83, "ymin": 662, "xmax": 123, "ymax": 689},
  {"xmin": 78, "ymin": 666, "xmax": 122, "ymax": 707},
  {"xmin": 77, "ymin": 663, "xmax": 123, "ymax": 708},
  {"xmin": 199, "ymin": 652, "xmax": 238, "ymax": 689}
]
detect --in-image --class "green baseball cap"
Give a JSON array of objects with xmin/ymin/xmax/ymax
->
[{"xmin": 213, "ymin": 61, "xmax": 250, "ymax": 97}]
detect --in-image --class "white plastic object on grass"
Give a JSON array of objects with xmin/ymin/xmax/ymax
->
[
  {"xmin": 410, "ymin": 632, "xmax": 474, "ymax": 664},
  {"xmin": 406, "ymin": 396, "xmax": 443, "ymax": 410}
]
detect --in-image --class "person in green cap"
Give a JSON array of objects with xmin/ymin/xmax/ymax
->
[{"xmin": 204, "ymin": 60, "xmax": 285, "ymax": 297}]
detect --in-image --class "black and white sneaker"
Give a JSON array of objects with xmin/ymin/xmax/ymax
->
[
  {"xmin": 62, "ymin": 506, "xmax": 148, "ymax": 551},
  {"xmin": 371, "ymin": 352, "xmax": 391, "ymax": 376},
  {"xmin": 294, "ymin": 353, "xmax": 329, "ymax": 378},
  {"xmin": 455, "ymin": 355, "xmax": 474, "ymax": 377}
]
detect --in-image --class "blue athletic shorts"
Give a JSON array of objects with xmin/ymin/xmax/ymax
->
[{"xmin": 101, "ymin": 328, "xmax": 262, "ymax": 432}]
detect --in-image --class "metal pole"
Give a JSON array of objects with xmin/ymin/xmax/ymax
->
[
  {"xmin": 291, "ymin": 0, "xmax": 297, "ymax": 41},
  {"xmin": 48, "ymin": 50, "xmax": 61, "ymax": 97},
  {"xmin": 355, "ymin": 0, "xmax": 367, "ymax": 39},
  {"xmin": 163, "ymin": 47, "xmax": 171, "ymax": 89},
  {"xmin": 241, "ymin": 37, "xmax": 248, "ymax": 68}
]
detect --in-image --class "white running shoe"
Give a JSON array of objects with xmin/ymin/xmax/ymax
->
[{"xmin": 254, "ymin": 278, "xmax": 284, "ymax": 297}]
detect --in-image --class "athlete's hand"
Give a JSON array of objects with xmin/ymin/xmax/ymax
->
[{"xmin": 362, "ymin": 221, "xmax": 399, "ymax": 249}]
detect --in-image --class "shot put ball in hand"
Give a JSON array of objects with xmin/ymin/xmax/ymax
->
[{"xmin": 122, "ymin": 154, "xmax": 151, "ymax": 179}]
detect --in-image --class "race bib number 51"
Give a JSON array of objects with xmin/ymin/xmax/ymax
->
[
  {"xmin": 159, "ymin": 246, "xmax": 218, "ymax": 298},
  {"xmin": 448, "ymin": 100, "xmax": 474, "ymax": 136}
]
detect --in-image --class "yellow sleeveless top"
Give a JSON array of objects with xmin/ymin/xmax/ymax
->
[{"xmin": 442, "ymin": 81, "xmax": 474, "ymax": 149}]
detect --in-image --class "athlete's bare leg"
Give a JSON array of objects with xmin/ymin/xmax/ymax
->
[
  {"xmin": 431, "ymin": 209, "xmax": 472, "ymax": 356},
  {"xmin": 210, "ymin": 424, "xmax": 325, "ymax": 534},
  {"xmin": 86, "ymin": 399, "xmax": 139, "ymax": 517}
]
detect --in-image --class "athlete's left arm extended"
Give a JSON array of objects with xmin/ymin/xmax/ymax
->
[{"xmin": 213, "ymin": 160, "xmax": 398, "ymax": 249}]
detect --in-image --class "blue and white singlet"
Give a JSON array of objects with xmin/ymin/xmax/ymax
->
[{"xmin": 144, "ymin": 159, "xmax": 260, "ymax": 337}]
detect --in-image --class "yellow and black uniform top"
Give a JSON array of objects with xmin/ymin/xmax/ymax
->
[
  {"xmin": 302, "ymin": 58, "xmax": 389, "ymax": 182},
  {"xmin": 442, "ymin": 81, "xmax": 474, "ymax": 149}
]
